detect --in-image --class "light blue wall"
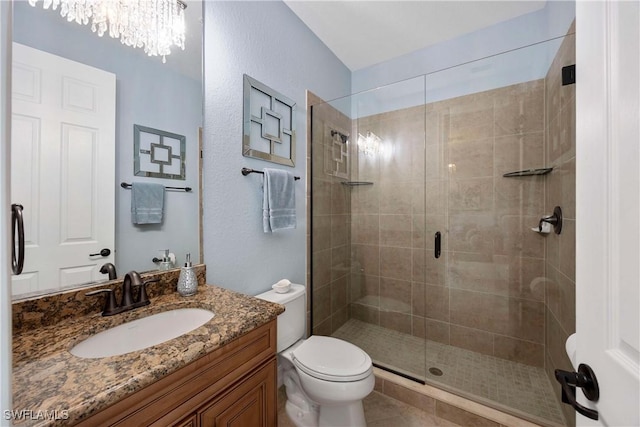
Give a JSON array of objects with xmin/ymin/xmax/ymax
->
[
  {"xmin": 202, "ymin": 1, "xmax": 350, "ymax": 296},
  {"xmin": 13, "ymin": 2, "xmax": 202, "ymax": 275},
  {"xmin": 351, "ymin": 0, "xmax": 575, "ymax": 116}
]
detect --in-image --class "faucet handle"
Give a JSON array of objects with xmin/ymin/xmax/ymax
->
[
  {"xmin": 86, "ymin": 288, "xmax": 119, "ymax": 316},
  {"xmin": 135, "ymin": 278, "xmax": 160, "ymax": 306}
]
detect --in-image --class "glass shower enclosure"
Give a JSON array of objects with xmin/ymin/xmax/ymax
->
[{"xmin": 310, "ymin": 31, "xmax": 576, "ymax": 427}]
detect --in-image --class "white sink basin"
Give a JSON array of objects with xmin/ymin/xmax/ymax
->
[{"xmin": 70, "ymin": 308, "xmax": 214, "ymax": 358}]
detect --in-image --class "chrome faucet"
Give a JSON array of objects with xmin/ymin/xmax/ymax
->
[{"xmin": 87, "ymin": 270, "xmax": 160, "ymax": 316}]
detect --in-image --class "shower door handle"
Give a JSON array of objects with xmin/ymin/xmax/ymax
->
[
  {"xmin": 11, "ymin": 203, "xmax": 25, "ymax": 275},
  {"xmin": 434, "ymin": 231, "xmax": 441, "ymax": 259}
]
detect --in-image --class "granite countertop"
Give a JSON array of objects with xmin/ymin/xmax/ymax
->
[{"xmin": 12, "ymin": 285, "xmax": 284, "ymax": 426}]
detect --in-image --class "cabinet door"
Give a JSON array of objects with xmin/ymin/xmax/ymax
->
[
  {"xmin": 199, "ymin": 359, "xmax": 276, "ymax": 427},
  {"xmin": 173, "ymin": 414, "xmax": 197, "ymax": 427}
]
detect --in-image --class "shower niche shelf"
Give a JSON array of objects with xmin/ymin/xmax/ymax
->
[
  {"xmin": 340, "ymin": 181, "xmax": 374, "ymax": 187},
  {"xmin": 502, "ymin": 167, "xmax": 553, "ymax": 178}
]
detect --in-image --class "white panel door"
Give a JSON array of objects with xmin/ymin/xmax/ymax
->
[
  {"xmin": 575, "ymin": 1, "xmax": 640, "ymax": 425},
  {"xmin": 11, "ymin": 43, "xmax": 116, "ymax": 295}
]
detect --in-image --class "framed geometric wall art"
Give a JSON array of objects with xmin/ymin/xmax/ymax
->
[
  {"xmin": 242, "ymin": 74, "xmax": 296, "ymax": 167},
  {"xmin": 134, "ymin": 124, "xmax": 186, "ymax": 180}
]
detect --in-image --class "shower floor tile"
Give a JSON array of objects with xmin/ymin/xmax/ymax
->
[{"xmin": 332, "ymin": 319, "xmax": 565, "ymax": 426}]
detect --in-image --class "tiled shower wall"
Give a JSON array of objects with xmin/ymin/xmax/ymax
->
[
  {"xmin": 350, "ymin": 80, "xmax": 549, "ymax": 368},
  {"xmin": 543, "ymin": 21, "xmax": 576, "ymax": 427},
  {"xmin": 309, "ymin": 25, "xmax": 576, "ymax": 385},
  {"xmin": 309, "ymin": 97, "xmax": 352, "ymax": 335}
]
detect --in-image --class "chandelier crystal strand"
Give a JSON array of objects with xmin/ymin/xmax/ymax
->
[{"xmin": 28, "ymin": 0, "xmax": 186, "ymax": 62}]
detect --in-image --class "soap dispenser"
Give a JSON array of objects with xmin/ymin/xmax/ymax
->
[
  {"xmin": 159, "ymin": 249, "xmax": 174, "ymax": 270},
  {"xmin": 177, "ymin": 253, "xmax": 197, "ymax": 296}
]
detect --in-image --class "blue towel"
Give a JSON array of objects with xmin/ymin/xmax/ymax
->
[
  {"xmin": 263, "ymin": 168, "xmax": 296, "ymax": 232},
  {"xmin": 131, "ymin": 182, "xmax": 165, "ymax": 224}
]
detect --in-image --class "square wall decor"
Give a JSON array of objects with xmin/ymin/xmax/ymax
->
[
  {"xmin": 243, "ymin": 74, "xmax": 296, "ymax": 167},
  {"xmin": 134, "ymin": 124, "xmax": 186, "ymax": 180}
]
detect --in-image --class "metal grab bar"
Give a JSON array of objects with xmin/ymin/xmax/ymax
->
[{"xmin": 11, "ymin": 204, "xmax": 25, "ymax": 275}]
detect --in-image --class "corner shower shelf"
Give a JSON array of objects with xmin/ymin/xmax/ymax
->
[
  {"xmin": 502, "ymin": 167, "xmax": 553, "ymax": 178},
  {"xmin": 340, "ymin": 181, "xmax": 374, "ymax": 187}
]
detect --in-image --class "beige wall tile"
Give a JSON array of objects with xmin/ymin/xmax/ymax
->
[
  {"xmin": 494, "ymin": 215, "xmax": 545, "ymax": 258},
  {"xmin": 380, "ymin": 214, "xmax": 412, "ymax": 247},
  {"xmin": 449, "ymin": 289, "xmax": 544, "ymax": 343},
  {"xmin": 330, "ymin": 275, "xmax": 348, "ymax": 313},
  {"xmin": 411, "ymin": 282, "xmax": 426, "ymax": 317},
  {"xmin": 330, "ymin": 214, "xmax": 349, "ymax": 248},
  {"xmin": 351, "ymin": 185, "xmax": 380, "ymax": 214},
  {"xmin": 380, "ymin": 277, "xmax": 412, "ymax": 313},
  {"xmin": 312, "ymin": 215, "xmax": 331, "ymax": 252},
  {"xmin": 493, "ymin": 79, "xmax": 544, "ymax": 137},
  {"xmin": 350, "ymin": 273, "xmax": 380, "ymax": 304},
  {"xmin": 331, "ymin": 307, "xmax": 348, "ymax": 333},
  {"xmin": 450, "ymin": 324, "xmax": 494, "ymax": 355},
  {"xmin": 352, "ymin": 244, "xmax": 380, "ymax": 276},
  {"xmin": 312, "ymin": 249, "xmax": 331, "ymax": 288},
  {"xmin": 425, "ymin": 318, "xmax": 450, "ymax": 344},
  {"xmin": 331, "ymin": 181, "xmax": 350, "ymax": 215},
  {"xmin": 449, "ymin": 213, "xmax": 495, "ymax": 254},
  {"xmin": 412, "ymin": 315, "xmax": 426, "ymax": 338},
  {"xmin": 424, "ymin": 284, "xmax": 450, "ymax": 322},
  {"xmin": 380, "ymin": 311, "xmax": 412, "ymax": 334},
  {"xmin": 352, "ymin": 214, "xmax": 379, "ymax": 245},
  {"xmin": 380, "ymin": 246, "xmax": 412, "ymax": 280},
  {"xmin": 312, "ymin": 179, "xmax": 331, "ymax": 215},
  {"xmin": 379, "ymin": 181, "xmax": 413, "ymax": 214},
  {"xmin": 312, "ymin": 284, "xmax": 331, "ymax": 326},
  {"xmin": 493, "ymin": 335, "xmax": 544, "ymax": 367},
  {"xmin": 449, "ymin": 177, "xmax": 494, "ymax": 212},
  {"xmin": 494, "ymin": 132, "xmax": 545, "ymax": 177},
  {"xmin": 331, "ymin": 244, "xmax": 350, "ymax": 282},
  {"xmin": 449, "ymin": 137, "xmax": 494, "ymax": 179},
  {"xmin": 545, "ymin": 307, "xmax": 573, "ymax": 375},
  {"xmin": 494, "ymin": 178, "xmax": 544, "ymax": 216},
  {"xmin": 559, "ymin": 219, "xmax": 576, "ymax": 281},
  {"xmin": 448, "ymin": 97, "xmax": 494, "ymax": 143},
  {"xmin": 351, "ymin": 302, "xmax": 380, "ymax": 325},
  {"xmin": 546, "ymin": 264, "xmax": 576, "ymax": 336}
]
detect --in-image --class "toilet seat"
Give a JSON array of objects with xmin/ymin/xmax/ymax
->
[{"xmin": 292, "ymin": 336, "xmax": 372, "ymax": 382}]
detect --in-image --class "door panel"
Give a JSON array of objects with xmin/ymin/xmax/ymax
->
[
  {"xmin": 576, "ymin": 1, "xmax": 640, "ymax": 425},
  {"xmin": 11, "ymin": 43, "xmax": 115, "ymax": 295}
]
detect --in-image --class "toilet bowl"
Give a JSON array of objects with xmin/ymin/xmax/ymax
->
[{"xmin": 256, "ymin": 284, "xmax": 374, "ymax": 427}]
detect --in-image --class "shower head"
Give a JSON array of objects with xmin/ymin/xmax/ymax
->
[{"xmin": 331, "ymin": 129, "xmax": 349, "ymax": 144}]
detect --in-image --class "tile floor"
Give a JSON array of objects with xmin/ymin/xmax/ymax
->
[
  {"xmin": 332, "ymin": 319, "xmax": 565, "ymax": 425},
  {"xmin": 277, "ymin": 389, "xmax": 462, "ymax": 427}
]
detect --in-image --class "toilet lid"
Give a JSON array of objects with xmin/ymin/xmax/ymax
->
[{"xmin": 292, "ymin": 336, "xmax": 372, "ymax": 382}]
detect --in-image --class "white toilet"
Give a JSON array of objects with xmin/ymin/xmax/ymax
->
[{"xmin": 256, "ymin": 283, "xmax": 374, "ymax": 427}]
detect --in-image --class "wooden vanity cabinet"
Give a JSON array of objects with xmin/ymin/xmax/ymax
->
[{"xmin": 76, "ymin": 320, "xmax": 277, "ymax": 427}]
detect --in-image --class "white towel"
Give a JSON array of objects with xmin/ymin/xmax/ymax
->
[
  {"xmin": 263, "ymin": 168, "xmax": 296, "ymax": 232},
  {"xmin": 131, "ymin": 182, "xmax": 165, "ymax": 224}
]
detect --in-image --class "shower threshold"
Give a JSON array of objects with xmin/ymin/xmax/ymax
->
[{"xmin": 332, "ymin": 319, "xmax": 566, "ymax": 426}]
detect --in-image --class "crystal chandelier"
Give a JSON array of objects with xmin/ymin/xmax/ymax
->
[
  {"xmin": 357, "ymin": 131, "xmax": 382, "ymax": 156},
  {"xmin": 28, "ymin": 0, "xmax": 187, "ymax": 63}
]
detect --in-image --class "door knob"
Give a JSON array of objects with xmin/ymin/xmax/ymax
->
[
  {"xmin": 90, "ymin": 248, "xmax": 111, "ymax": 257},
  {"xmin": 554, "ymin": 363, "xmax": 600, "ymax": 420}
]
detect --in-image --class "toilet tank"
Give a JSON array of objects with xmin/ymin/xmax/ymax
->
[{"xmin": 255, "ymin": 283, "xmax": 306, "ymax": 352}]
